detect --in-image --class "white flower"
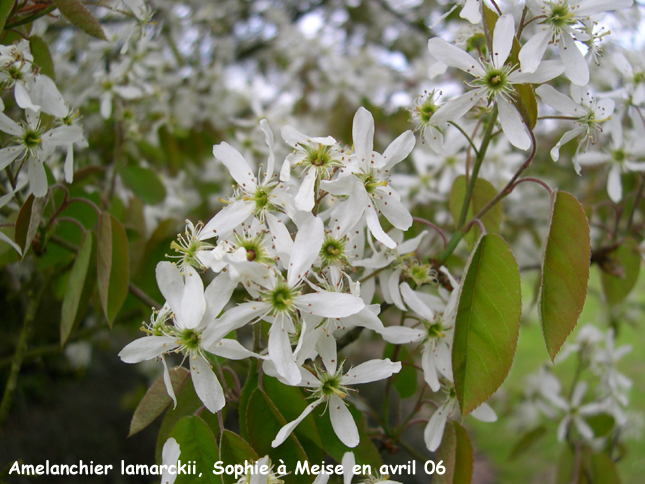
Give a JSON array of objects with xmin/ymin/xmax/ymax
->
[
  {"xmin": 119, "ymin": 262, "xmax": 259, "ymax": 413},
  {"xmin": 519, "ymin": 0, "xmax": 633, "ymax": 85},
  {"xmin": 428, "ymin": 14, "xmax": 564, "ymax": 149},
  {"xmin": 0, "ymin": 109, "xmax": 84, "ymax": 196},
  {"xmin": 322, "ymin": 107, "xmax": 415, "ymax": 249},
  {"xmin": 424, "ymin": 385, "xmax": 497, "ymax": 451},
  {"xmin": 542, "ymin": 381, "xmax": 604, "ymax": 441},
  {"xmin": 269, "ymin": 358, "xmax": 401, "ymax": 448},
  {"xmin": 212, "ymin": 215, "xmax": 365, "ymax": 385},
  {"xmin": 280, "ymin": 125, "xmax": 343, "ymax": 212},
  {"xmin": 576, "ymin": 120, "xmax": 645, "ymax": 202},
  {"xmin": 380, "ymin": 281, "xmax": 457, "ymax": 392},
  {"xmin": 535, "ymin": 83, "xmax": 614, "ymax": 173},
  {"xmin": 201, "ymin": 120, "xmax": 289, "ymax": 239}
]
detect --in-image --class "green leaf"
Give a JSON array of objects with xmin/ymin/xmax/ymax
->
[
  {"xmin": 15, "ymin": 194, "xmax": 46, "ymax": 258},
  {"xmin": 449, "ymin": 175, "xmax": 503, "ymax": 243},
  {"xmin": 237, "ymin": 365, "xmax": 259, "ymax": 442},
  {"xmin": 60, "ymin": 231, "xmax": 92, "ymax": 346},
  {"xmin": 0, "ymin": 0, "xmax": 13, "ymax": 32},
  {"xmin": 538, "ymin": 191, "xmax": 590, "ymax": 361},
  {"xmin": 245, "ymin": 388, "xmax": 308, "ymax": 481},
  {"xmin": 51, "ymin": 0, "xmax": 107, "ymax": 40},
  {"xmin": 383, "ymin": 344, "xmax": 417, "ymax": 399},
  {"xmin": 452, "ymin": 233, "xmax": 521, "ymax": 417},
  {"xmin": 601, "ymin": 238, "xmax": 641, "ymax": 306},
  {"xmin": 97, "ymin": 212, "xmax": 130, "ymax": 326},
  {"xmin": 507, "ymin": 426, "xmax": 547, "ymax": 461},
  {"xmin": 29, "ymin": 36, "xmax": 55, "ymax": 80},
  {"xmin": 590, "ymin": 452, "xmax": 621, "ymax": 484},
  {"xmin": 587, "ymin": 413, "xmax": 615, "ymax": 438},
  {"xmin": 129, "ymin": 367, "xmax": 190, "ymax": 437},
  {"xmin": 169, "ymin": 416, "xmax": 219, "ymax": 484},
  {"xmin": 555, "ymin": 445, "xmax": 576, "ymax": 484},
  {"xmin": 155, "ymin": 373, "xmax": 219, "ymax": 464},
  {"xmin": 435, "ymin": 421, "xmax": 473, "ymax": 484},
  {"xmin": 219, "ymin": 431, "xmax": 259, "ymax": 484},
  {"xmin": 119, "ymin": 165, "xmax": 167, "ymax": 206}
]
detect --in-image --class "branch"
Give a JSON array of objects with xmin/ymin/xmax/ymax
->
[{"xmin": 0, "ymin": 280, "xmax": 48, "ymax": 426}]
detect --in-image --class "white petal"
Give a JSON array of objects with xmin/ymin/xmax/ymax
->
[
  {"xmin": 64, "ymin": 146, "xmax": 74, "ymax": 183},
  {"xmin": 380, "ymin": 326, "xmax": 425, "ymax": 344},
  {"xmin": 294, "ymin": 167, "xmax": 317, "ymax": 212},
  {"xmin": 118, "ymin": 336, "xmax": 177, "ymax": 363},
  {"xmin": 266, "ymin": 213, "xmax": 293, "ymax": 266},
  {"xmin": 352, "ymin": 107, "xmax": 374, "ymax": 162},
  {"xmin": 365, "ymin": 207, "xmax": 396, "ymax": 249},
  {"xmin": 470, "ymin": 402, "xmax": 497, "ymax": 422},
  {"xmin": 344, "ymin": 305, "xmax": 384, "ymax": 331},
  {"xmin": 460, "ymin": 0, "xmax": 481, "ymax": 23},
  {"xmin": 178, "ymin": 266, "xmax": 206, "ymax": 330},
  {"xmin": 388, "ymin": 269, "xmax": 406, "ymax": 311},
  {"xmin": 573, "ymin": 416, "xmax": 594, "ymax": 440},
  {"xmin": 288, "ymin": 215, "xmax": 324, "ymax": 286},
  {"xmin": 424, "ymin": 407, "xmax": 448, "ymax": 451},
  {"xmin": 156, "ymin": 261, "xmax": 184, "ymax": 316},
  {"xmin": 28, "ymin": 157, "xmax": 48, "ymax": 197},
  {"xmin": 296, "ymin": 291, "xmax": 365, "ymax": 318},
  {"xmin": 427, "ymin": 38, "xmax": 484, "ymax": 77},
  {"xmin": 400, "ymin": 282, "xmax": 434, "ymax": 320},
  {"xmin": 260, "ymin": 119, "xmax": 276, "ymax": 179},
  {"xmin": 493, "ymin": 15, "xmax": 515, "ymax": 67},
  {"xmin": 342, "ymin": 452, "xmax": 356, "ymax": 484},
  {"xmin": 422, "ymin": 348, "xmax": 440, "ymax": 392},
  {"xmin": 43, "ymin": 126, "xmax": 84, "ymax": 146},
  {"xmin": 0, "ymin": 146, "xmax": 23, "ymax": 171},
  {"xmin": 161, "ymin": 438, "xmax": 181, "ymax": 484},
  {"xmin": 377, "ymin": 191, "xmax": 412, "ymax": 230},
  {"xmin": 202, "ymin": 302, "xmax": 269, "ymax": 347},
  {"xmin": 0, "ymin": 112, "xmax": 22, "ymax": 136},
  {"xmin": 550, "ymin": 128, "xmax": 583, "ymax": 164},
  {"xmin": 518, "ymin": 28, "xmax": 551, "ymax": 73},
  {"xmin": 607, "ymin": 165, "xmax": 623, "ymax": 202},
  {"xmin": 576, "ymin": 0, "xmax": 633, "ymax": 17},
  {"xmin": 268, "ymin": 319, "xmax": 301, "ymax": 385},
  {"xmin": 382, "ymin": 130, "xmax": 415, "ymax": 171},
  {"xmin": 430, "ymin": 89, "xmax": 487, "ymax": 126},
  {"xmin": 336, "ymin": 184, "xmax": 369, "ymax": 235},
  {"xmin": 212, "ymin": 142, "xmax": 257, "ymax": 190},
  {"xmin": 191, "ymin": 356, "xmax": 225, "ymax": 413},
  {"xmin": 571, "ymin": 381, "xmax": 587, "ymax": 406},
  {"xmin": 560, "ymin": 32, "xmax": 589, "ymax": 86},
  {"xmin": 535, "ymin": 84, "xmax": 581, "ymax": 115},
  {"xmin": 28, "ymin": 75, "xmax": 68, "ymax": 118},
  {"xmin": 209, "ymin": 338, "xmax": 260, "ymax": 360},
  {"xmin": 329, "ymin": 395, "xmax": 359, "ymax": 447},
  {"xmin": 200, "ymin": 200, "xmax": 255, "ymax": 238},
  {"xmin": 272, "ymin": 398, "xmax": 323, "ymax": 447},
  {"xmin": 0, "ymin": 231, "xmax": 22, "ymax": 255},
  {"xmin": 161, "ymin": 356, "xmax": 177, "ymax": 409},
  {"xmin": 557, "ymin": 415, "xmax": 571, "ymax": 441},
  {"xmin": 511, "ymin": 60, "xmax": 564, "ymax": 84},
  {"xmin": 341, "ymin": 358, "xmax": 401, "ymax": 385},
  {"xmin": 498, "ymin": 96, "xmax": 531, "ymax": 150},
  {"xmin": 15, "ymin": 82, "xmax": 40, "ymax": 113},
  {"xmin": 202, "ymin": 273, "xmax": 237, "ymax": 324},
  {"xmin": 316, "ymin": 331, "xmax": 338, "ymax": 374}
]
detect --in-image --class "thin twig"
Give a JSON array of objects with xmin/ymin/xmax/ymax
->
[
  {"xmin": 0, "ymin": 279, "xmax": 48, "ymax": 426},
  {"xmin": 412, "ymin": 217, "xmax": 448, "ymax": 248}
]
